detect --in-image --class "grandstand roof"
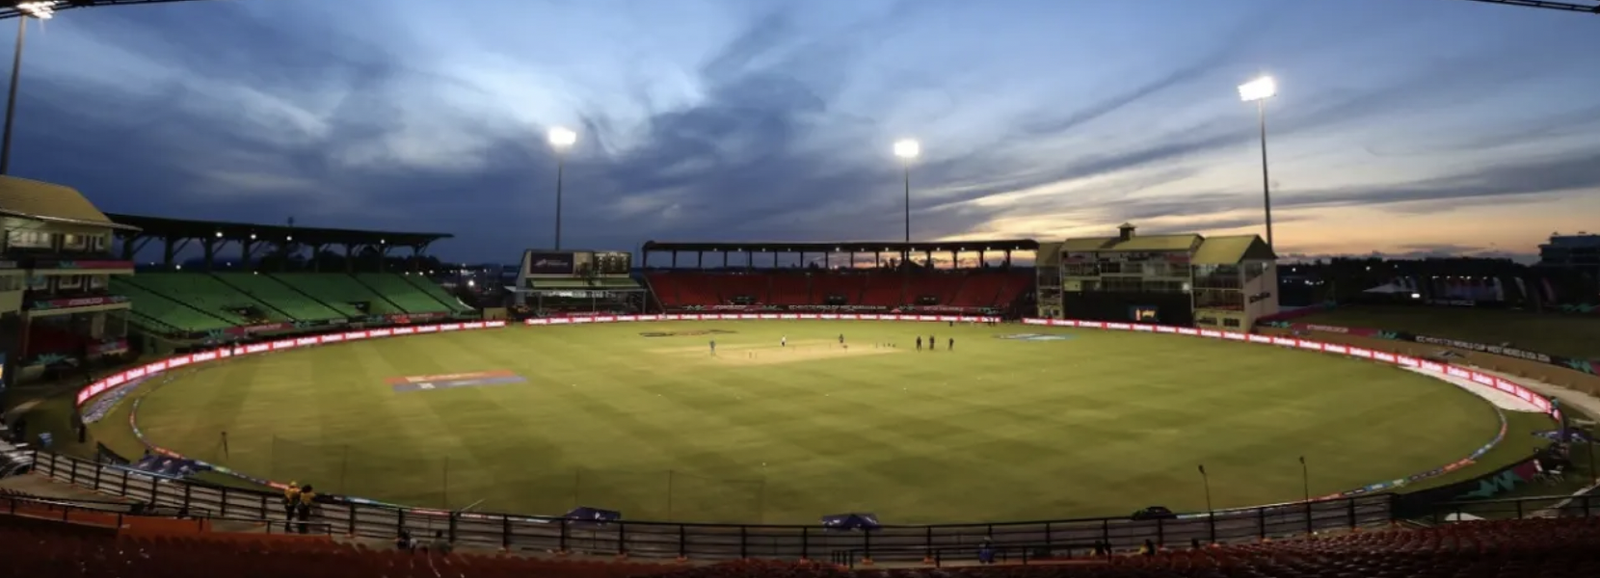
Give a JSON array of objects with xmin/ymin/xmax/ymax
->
[
  {"xmin": 106, "ymin": 213, "xmax": 453, "ymax": 247},
  {"xmin": 641, "ymin": 239, "xmax": 1040, "ymax": 253},
  {"xmin": 0, "ymin": 176, "xmax": 139, "ymax": 230},
  {"xmin": 1191, "ymin": 235, "xmax": 1277, "ymax": 265},
  {"xmin": 1061, "ymin": 234, "xmax": 1202, "ymax": 253}
]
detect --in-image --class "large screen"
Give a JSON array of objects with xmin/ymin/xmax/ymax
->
[
  {"xmin": 524, "ymin": 250, "xmax": 632, "ymax": 278},
  {"xmin": 524, "ymin": 251, "xmax": 576, "ymax": 276}
]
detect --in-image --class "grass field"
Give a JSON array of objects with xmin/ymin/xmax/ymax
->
[
  {"xmin": 1298, "ymin": 306, "xmax": 1600, "ymax": 359},
  {"xmin": 96, "ymin": 320, "xmax": 1528, "ymax": 525}
]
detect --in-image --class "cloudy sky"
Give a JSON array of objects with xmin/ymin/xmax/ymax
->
[{"xmin": 8, "ymin": 0, "xmax": 1600, "ymax": 263}]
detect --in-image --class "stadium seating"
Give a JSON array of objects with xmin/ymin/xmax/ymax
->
[
  {"xmin": 273, "ymin": 273, "xmax": 400, "ymax": 316},
  {"xmin": 717, "ymin": 274, "xmax": 769, "ymax": 303},
  {"xmin": 650, "ymin": 518, "xmax": 1600, "ymax": 578},
  {"xmin": 400, "ymin": 274, "xmax": 475, "ymax": 314},
  {"xmin": 354, "ymin": 273, "xmax": 456, "ymax": 314},
  {"xmin": 122, "ymin": 274, "xmax": 282, "ymax": 325},
  {"xmin": 213, "ymin": 272, "xmax": 346, "ymax": 321},
  {"xmin": 810, "ymin": 271, "xmax": 866, "ymax": 303},
  {"xmin": 768, "ymin": 274, "xmax": 809, "ymax": 305},
  {"xmin": 646, "ymin": 269, "xmax": 1030, "ymax": 311},
  {"xmin": 109, "ymin": 278, "xmax": 237, "ymax": 332},
  {"xmin": 859, "ymin": 272, "xmax": 905, "ymax": 306}
]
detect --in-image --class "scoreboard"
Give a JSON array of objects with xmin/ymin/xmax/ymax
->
[{"xmin": 520, "ymin": 250, "xmax": 633, "ymax": 279}]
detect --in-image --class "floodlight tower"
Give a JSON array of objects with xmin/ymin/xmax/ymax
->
[
  {"xmin": 893, "ymin": 139, "xmax": 919, "ymax": 266},
  {"xmin": 0, "ymin": 1, "xmax": 56, "ymax": 175},
  {"xmin": 1237, "ymin": 76, "xmax": 1277, "ymax": 249},
  {"xmin": 547, "ymin": 127, "xmax": 577, "ymax": 250}
]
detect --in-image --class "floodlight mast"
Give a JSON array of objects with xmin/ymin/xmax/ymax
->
[
  {"xmin": 1238, "ymin": 76, "xmax": 1277, "ymax": 250},
  {"xmin": 893, "ymin": 139, "xmax": 920, "ymax": 267},
  {"xmin": 548, "ymin": 127, "xmax": 577, "ymax": 251},
  {"xmin": 0, "ymin": 1, "xmax": 55, "ymax": 175}
]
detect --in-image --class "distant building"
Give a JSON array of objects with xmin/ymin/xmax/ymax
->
[
  {"xmin": 1053, "ymin": 223, "xmax": 1278, "ymax": 329},
  {"xmin": 1537, "ymin": 233, "xmax": 1600, "ymax": 273}
]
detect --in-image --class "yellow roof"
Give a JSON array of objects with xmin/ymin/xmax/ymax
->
[
  {"xmin": 1060, "ymin": 234, "xmax": 1201, "ymax": 253},
  {"xmin": 0, "ymin": 176, "xmax": 137, "ymax": 230},
  {"xmin": 1191, "ymin": 235, "xmax": 1276, "ymax": 265}
]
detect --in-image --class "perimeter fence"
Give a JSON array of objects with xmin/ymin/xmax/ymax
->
[{"xmin": 24, "ymin": 449, "xmax": 1395, "ymax": 563}]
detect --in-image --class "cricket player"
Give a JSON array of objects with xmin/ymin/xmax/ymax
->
[
  {"xmin": 710, "ymin": 339, "xmax": 716, "ymax": 355},
  {"xmin": 781, "ymin": 335, "xmax": 787, "ymax": 347}
]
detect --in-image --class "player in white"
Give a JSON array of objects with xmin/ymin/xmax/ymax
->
[{"xmin": 781, "ymin": 336, "xmax": 787, "ymax": 347}]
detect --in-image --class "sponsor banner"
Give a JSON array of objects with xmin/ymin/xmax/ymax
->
[
  {"xmin": 1262, "ymin": 320, "xmax": 1596, "ymax": 376},
  {"xmin": 30, "ymin": 294, "xmax": 131, "ymax": 310},
  {"xmin": 525, "ymin": 251, "xmax": 576, "ymax": 275},
  {"xmin": 74, "ymin": 319, "xmax": 510, "ymax": 406}
]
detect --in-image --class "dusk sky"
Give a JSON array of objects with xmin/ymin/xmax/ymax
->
[{"xmin": 9, "ymin": 0, "xmax": 1600, "ymax": 264}]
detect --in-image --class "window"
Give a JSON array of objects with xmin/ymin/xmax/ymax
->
[
  {"xmin": 62, "ymin": 234, "xmax": 87, "ymax": 250},
  {"xmin": 7, "ymin": 230, "xmax": 51, "ymax": 249},
  {"xmin": 1223, "ymin": 318, "xmax": 1242, "ymax": 328},
  {"xmin": 1195, "ymin": 288, "xmax": 1244, "ymax": 310}
]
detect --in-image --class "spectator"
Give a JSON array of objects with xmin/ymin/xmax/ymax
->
[
  {"xmin": 1140, "ymin": 539, "xmax": 1156, "ymax": 556},
  {"xmin": 395, "ymin": 530, "xmax": 414, "ymax": 552},
  {"xmin": 429, "ymin": 530, "xmax": 453, "ymax": 555}
]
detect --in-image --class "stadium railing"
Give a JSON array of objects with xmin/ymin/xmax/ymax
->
[{"xmin": 22, "ymin": 449, "xmax": 1392, "ymax": 562}]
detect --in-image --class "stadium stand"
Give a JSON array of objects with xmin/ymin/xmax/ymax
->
[
  {"xmin": 768, "ymin": 273, "xmax": 811, "ymax": 305},
  {"xmin": 645, "ymin": 269, "xmax": 1031, "ymax": 311},
  {"xmin": 650, "ymin": 518, "xmax": 1600, "ymax": 577},
  {"xmin": 213, "ymin": 272, "xmax": 347, "ymax": 321},
  {"xmin": 354, "ymin": 273, "xmax": 458, "ymax": 314},
  {"xmin": 399, "ymin": 274, "xmax": 476, "ymax": 314},
  {"xmin": 273, "ymin": 273, "xmax": 400, "ymax": 316},
  {"xmin": 121, "ymin": 273, "xmax": 283, "ymax": 325},
  {"xmin": 109, "ymin": 277, "xmax": 237, "ymax": 332}
]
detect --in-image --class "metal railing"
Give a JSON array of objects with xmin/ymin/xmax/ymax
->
[
  {"xmin": 1424, "ymin": 492, "xmax": 1599, "ymax": 523},
  {"xmin": 24, "ymin": 449, "xmax": 1396, "ymax": 562}
]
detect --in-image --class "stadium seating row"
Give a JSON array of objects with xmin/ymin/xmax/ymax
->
[
  {"xmin": 645, "ymin": 270, "xmax": 1032, "ymax": 309},
  {"xmin": 4, "ymin": 504, "xmax": 1596, "ymax": 578},
  {"xmin": 109, "ymin": 273, "xmax": 472, "ymax": 333}
]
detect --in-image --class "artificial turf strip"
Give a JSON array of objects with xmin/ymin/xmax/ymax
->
[{"xmin": 117, "ymin": 320, "xmax": 1531, "ymax": 525}]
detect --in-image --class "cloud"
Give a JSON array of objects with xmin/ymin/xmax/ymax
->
[{"xmin": 5, "ymin": 0, "xmax": 1598, "ymax": 263}]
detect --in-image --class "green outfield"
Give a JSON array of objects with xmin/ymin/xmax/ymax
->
[{"xmin": 96, "ymin": 320, "xmax": 1534, "ymax": 525}]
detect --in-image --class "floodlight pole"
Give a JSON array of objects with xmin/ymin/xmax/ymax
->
[
  {"xmin": 554, "ymin": 151, "xmax": 565, "ymax": 251},
  {"xmin": 1257, "ymin": 98, "xmax": 1273, "ymax": 249},
  {"xmin": 902, "ymin": 159, "xmax": 911, "ymax": 265},
  {"xmin": 0, "ymin": 17, "xmax": 26, "ymax": 175}
]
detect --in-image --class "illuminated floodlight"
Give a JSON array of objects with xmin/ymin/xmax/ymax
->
[
  {"xmin": 1238, "ymin": 76, "xmax": 1277, "ymax": 102},
  {"xmin": 893, "ymin": 139, "xmax": 920, "ymax": 160},
  {"xmin": 548, "ymin": 127, "xmax": 577, "ymax": 149},
  {"xmin": 18, "ymin": 1, "xmax": 58, "ymax": 19}
]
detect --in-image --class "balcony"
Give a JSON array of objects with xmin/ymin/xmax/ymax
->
[{"xmin": 24, "ymin": 291, "xmax": 132, "ymax": 315}]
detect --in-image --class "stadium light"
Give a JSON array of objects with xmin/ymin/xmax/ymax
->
[
  {"xmin": 893, "ymin": 138, "xmax": 920, "ymax": 267},
  {"xmin": 1237, "ymin": 75, "xmax": 1277, "ymax": 250},
  {"xmin": 0, "ymin": 1, "xmax": 60, "ymax": 175},
  {"xmin": 548, "ymin": 127, "xmax": 577, "ymax": 250}
]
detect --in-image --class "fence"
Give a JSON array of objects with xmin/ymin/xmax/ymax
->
[
  {"xmin": 1424, "ymin": 491, "xmax": 1600, "ymax": 523},
  {"xmin": 25, "ymin": 449, "xmax": 1394, "ymax": 562}
]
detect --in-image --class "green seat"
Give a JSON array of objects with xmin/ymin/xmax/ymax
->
[
  {"xmin": 355, "ymin": 274, "xmax": 454, "ymax": 314},
  {"xmin": 110, "ymin": 278, "xmax": 236, "ymax": 332},
  {"xmin": 273, "ymin": 274, "xmax": 399, "ymax": 315},
  {"xmin": 215, "ymin": 273, "xmax": 346, "ymax": 321}
]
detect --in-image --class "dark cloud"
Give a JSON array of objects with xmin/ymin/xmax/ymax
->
[{"xmin": 6, "ymin": 0, "xmax": 1597, "ymax": 263}]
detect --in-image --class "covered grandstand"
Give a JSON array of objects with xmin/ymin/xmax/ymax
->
[
  {"xmin": 639, "ymin": 240, "xmax": 1038, "ymax": 317},
  {"xmin": 98, "ymin": 214, "xmax": 477, "ymax": 349}
]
